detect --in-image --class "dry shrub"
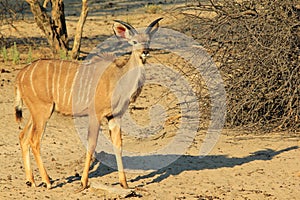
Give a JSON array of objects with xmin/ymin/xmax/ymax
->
[
  {"xmin": 179, "ymin": 0, "xmax": 300, "ymax": 131},
  {"xmin": 0, "ymin": 0, "xmax": 28, "ymax": 46}
]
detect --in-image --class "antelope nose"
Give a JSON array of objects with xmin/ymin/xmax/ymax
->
[{"xmin": 142, "ymin": 50, "xmax": 150, "ymax": 57}]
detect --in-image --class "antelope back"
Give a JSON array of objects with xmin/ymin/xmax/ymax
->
[{"xmin": 16, "ymin": 56, "xmax": 124, "ymax": 116}]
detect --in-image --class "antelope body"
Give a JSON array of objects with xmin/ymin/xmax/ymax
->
[{"xmin": 15, "ymin": 18, "xmax": 162, "ymax": 190}]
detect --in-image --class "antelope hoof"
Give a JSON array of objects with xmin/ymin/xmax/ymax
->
[
  {"xmin": 26, "ymin": 181, "xmax": 36, "ymax": 187},
  {"xmin": 39, "ymin": 182, "xmax": 52, "ymax": 189},
  {"xmin": 74, "ymin": 182, "xmax": 89, "ymax": 193},
  {"xmin": 120, "ymin": 181, "xmax": 129, "ymax": 189}
]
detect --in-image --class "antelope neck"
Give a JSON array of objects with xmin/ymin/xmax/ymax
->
[{"xmin": 127, "ymin": 50, "xmax": 146, "ymax": 68}]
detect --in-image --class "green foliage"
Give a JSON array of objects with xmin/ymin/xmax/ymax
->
[
  {"xmin": 26, "ymin": 47, "xmax": 33, "ymax": 63},
  {"xmin": 59, "ymin": 49, "xmax": 68, "ymax": 60},
  {"xmin": 1, "ymin": 46, "xmax": 8, "ymax": 63},
  {"xmin": 11, "ymin": 42, "xmax": 20, "ymax": 64}
]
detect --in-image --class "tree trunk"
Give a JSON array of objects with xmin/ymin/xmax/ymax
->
[
  {"xmin": 71, "ymin": 0, "xmax": 88, "ymax": 60},
  {"xmin": 51, "ymin": 0, "xmax": 68, "ymax": 53},
  {"xmin": 26, "ymin": 0, "xmax": 68, "ymax": 55}
]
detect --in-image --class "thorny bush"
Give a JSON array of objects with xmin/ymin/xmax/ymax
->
[{"xmin": 180, "ymin": 0, "xmax": 299, "ymax": 131}]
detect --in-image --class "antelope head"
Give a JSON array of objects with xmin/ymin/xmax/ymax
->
[{"xmin": 113, "ymin": 18, "xmax": 163, "ymax": 64}]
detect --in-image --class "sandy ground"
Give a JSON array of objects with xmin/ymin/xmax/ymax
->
[{"xmin": 1, "ymin": 1, "xmax": 300, "ymax": 199}]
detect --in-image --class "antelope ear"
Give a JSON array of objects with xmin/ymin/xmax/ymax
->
[
  {"xmin": 113, "ymin": 20, "xmax": 137, "ymax": 40},
  {"xmin": 146, "ymin": 17, "xmax": 163, "ymax": 38},
  {"xmin": 113, "ymin": 23, "xmax": 132, "ymax": 40}
]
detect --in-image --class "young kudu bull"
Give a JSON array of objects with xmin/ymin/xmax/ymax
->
[{"xmin": 15, "ymin": 18, "xmax": 162, "ymax": 191}]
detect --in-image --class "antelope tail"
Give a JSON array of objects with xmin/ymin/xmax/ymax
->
[{"xmin": 15, "ymin": 86, "xmax": 23, "ymax": 123}]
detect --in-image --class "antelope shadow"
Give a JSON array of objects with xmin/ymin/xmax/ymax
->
[{"xmin": 81, "ymin": 145, "xmax": 298, "ymax": 186}]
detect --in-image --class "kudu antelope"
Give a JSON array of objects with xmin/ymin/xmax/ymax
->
[{"xmin": 15, "ymin": 18, "xmax": 162, "ymax": 191}]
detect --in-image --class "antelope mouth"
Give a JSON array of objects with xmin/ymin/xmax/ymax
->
[{"xmin": 140, "ymin": 52, "xmax": 150, "ymax": 64}]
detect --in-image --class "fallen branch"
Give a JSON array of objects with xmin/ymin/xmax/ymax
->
[{"xmin": 91, "ymin": 182, "xmax": 139, "ymax": 198}]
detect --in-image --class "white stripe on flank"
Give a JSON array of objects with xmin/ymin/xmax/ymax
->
[
  {"xmin": 62, "ymin": 62, "xmax": 72, "ymax": 106},
  {"xmin": 20, "ymin": 63, "xmax": 32, "ymax": 87},
  {"xmin": 85, "ymin": 64, "xmax": 97, "ymax": 105},
  {"xmin": 46, "ymin": 62, "xmax": 50, "ymax": 98},
  {"xmin": 56, "ymin": 60, "xmax": 63, "ymax": 104},
  {"xmin": 81, "ymin": 65, "xmax": 90, "ymax": 104},
  {"xmin": 77, "ymin": 65, "xmax": 87, "ymax": 105},
  {"xmin": 30, "ymin": 61, "xmax": 39, "ymax": 97},
  {"xmin": 84, "ymin": 67, "xmax": 91, "ymax": 105},
  {"xmin": 68, "ymin": 69, "xmax": 79, "ymax": 107},
  {"xmin": 52, "ymin": 61, "xmax": 57, "ymax": 100}
]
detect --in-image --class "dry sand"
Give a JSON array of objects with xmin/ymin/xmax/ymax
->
[{"xmin": 0, "ymin": 1, "xmax": 299, "ymax": 199}]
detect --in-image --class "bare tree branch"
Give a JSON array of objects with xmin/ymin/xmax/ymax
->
[
  {"xmin": 71, "ymin": 0, "xmax": 88, "ymax": 60},
  {"xmin": 25, "ymin": 0, "xmax": 68, "ymax": 55}
]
